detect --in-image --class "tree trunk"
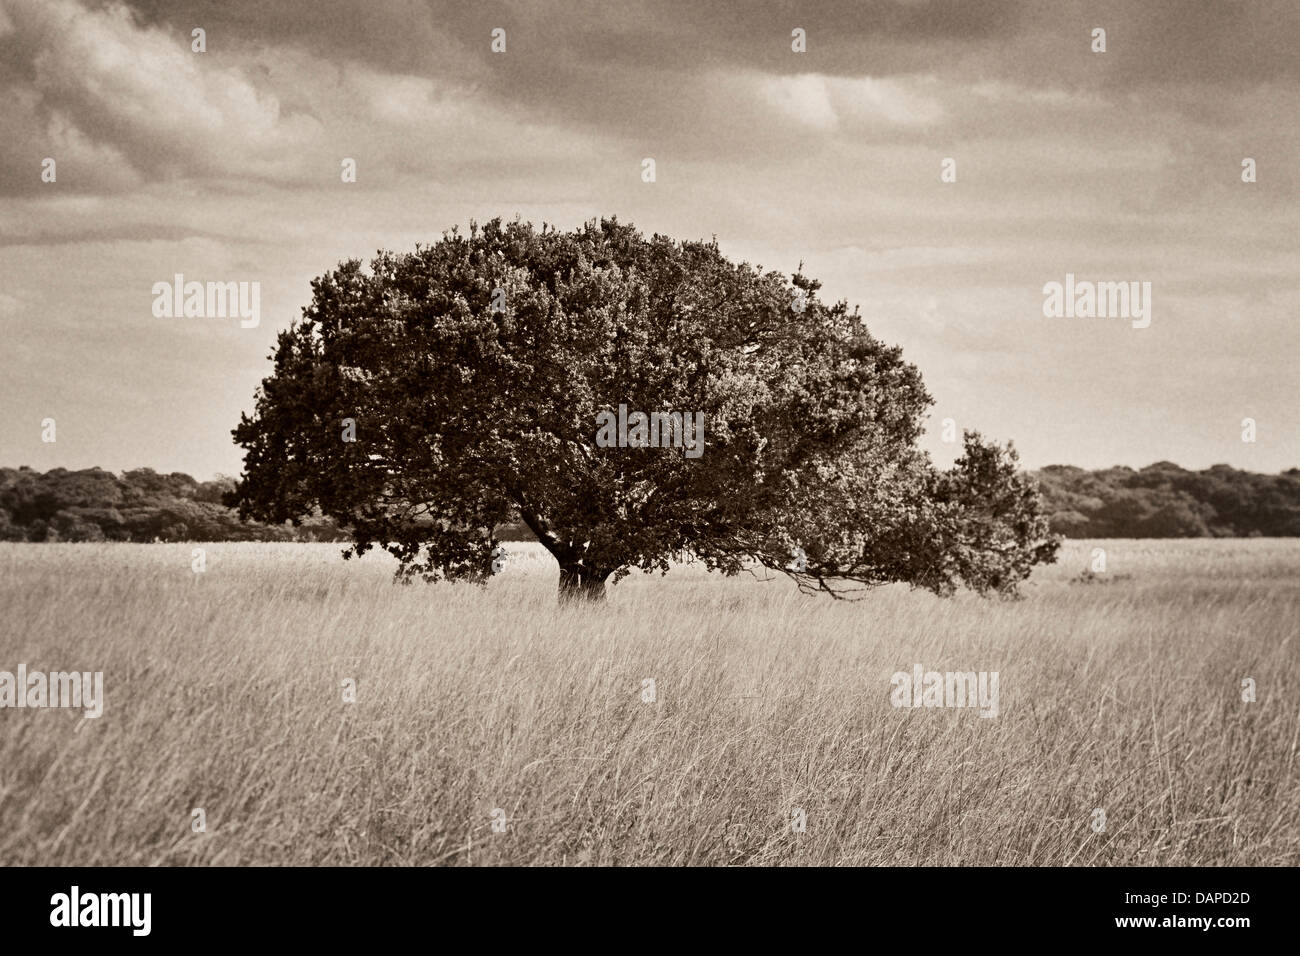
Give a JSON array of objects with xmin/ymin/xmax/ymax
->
[{"xmin": 558, "ymin": 565, "xmax": 607, "ymax": 603}]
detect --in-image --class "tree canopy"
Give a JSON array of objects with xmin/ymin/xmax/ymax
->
[{"xmin": 231, "ymin": 217, "xmax": 1059, "ymax": 600}]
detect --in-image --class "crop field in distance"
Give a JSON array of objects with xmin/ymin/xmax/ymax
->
[{"xmin": 0, "ymin": 538, "xmax": 1296, "ymax": 866}]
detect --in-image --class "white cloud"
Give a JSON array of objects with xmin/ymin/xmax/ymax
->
[
  {"xmin": 756, "ymin": 73, "xmax": 841, "ymax": 130},
  {"xmin": 8, "ymin": 0, "xmax": 324, "ymax": 180},
  {"xmin": 750, "ymin": 72, "xmax": 946, "ymax": 131}
]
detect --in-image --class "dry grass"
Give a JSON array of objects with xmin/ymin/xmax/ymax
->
[{"xmin": 0, "ymin": 538, "xmax": 1296, "ymax": 866}]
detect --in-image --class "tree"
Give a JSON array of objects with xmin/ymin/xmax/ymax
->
[
  {"xmin": 1134, "ymin": 500, "xmax": 1211, "ymax": 537},
  {"xmin": 230, "ymin": 218, "xmax": 1059, "ymax": 601}
]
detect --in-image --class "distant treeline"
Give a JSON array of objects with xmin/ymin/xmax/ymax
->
[
  {"xmin": 0, "ymin": 467, "xmax": 347, "ymax": 543},
  {"xmin": 1035, "ymin": 462, "xmax": 1300, "ymax": 537},
  {"xmin": 2, "ymin": 462, "xmax": 1298, "ymax": 543}
]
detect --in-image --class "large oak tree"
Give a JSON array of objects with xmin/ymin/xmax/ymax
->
[{"xmin": 231, "ymin": 218, "xmax": 1058, "ymax": 600}]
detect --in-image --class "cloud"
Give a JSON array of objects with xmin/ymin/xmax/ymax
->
[
  {"xmin": 756, "ymin": 74, "xmax": 840, "ymax": 130},
  {"xmin": 748, "ymin": 72, "xmax": 947, "ymax": 133},
  {"xmin": 0, "ymin": 0, "xmax": 624, "ymax": 197},
  {"xmin": 3, "ymin": 0, "xmax": 325, "ymax": 183},
  {"xmin": 0, "ymin": 85, "xmax": 144, "ymax": 195}
]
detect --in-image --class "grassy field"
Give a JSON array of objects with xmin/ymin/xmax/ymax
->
[{"xmin": 0, "ymin": 538, "xmax": 1297, "ymax": 866}]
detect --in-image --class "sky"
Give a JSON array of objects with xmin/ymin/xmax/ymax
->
[{"xmin": 1, "ymin": 0, "xmax": 1297, "ymax": 480}]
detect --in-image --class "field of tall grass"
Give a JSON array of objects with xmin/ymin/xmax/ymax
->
[{"xmin": 0, "ymin": 538, "xmax": 1296, "ymax": 866}]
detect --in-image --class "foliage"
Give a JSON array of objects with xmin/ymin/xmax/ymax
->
[
  {"xmin": 1034, "ymin": 462, "xmax": 1300, "ymax": 538},
  {"xmin": 232, "ymin": 217, "xmax": 1058, "ymax": 599},
  {"xmin": 0, "ymin": 467, "xmax": 346, "ymax": 543}
]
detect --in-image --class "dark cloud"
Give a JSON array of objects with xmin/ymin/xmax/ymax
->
[
  {"xmin": 110, "ymin": 0, "xmax": 1300, "ymax": 88},
  {"xmin": 4, "ymin": 0, "xmax": 1292, "ymax": 198}
]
